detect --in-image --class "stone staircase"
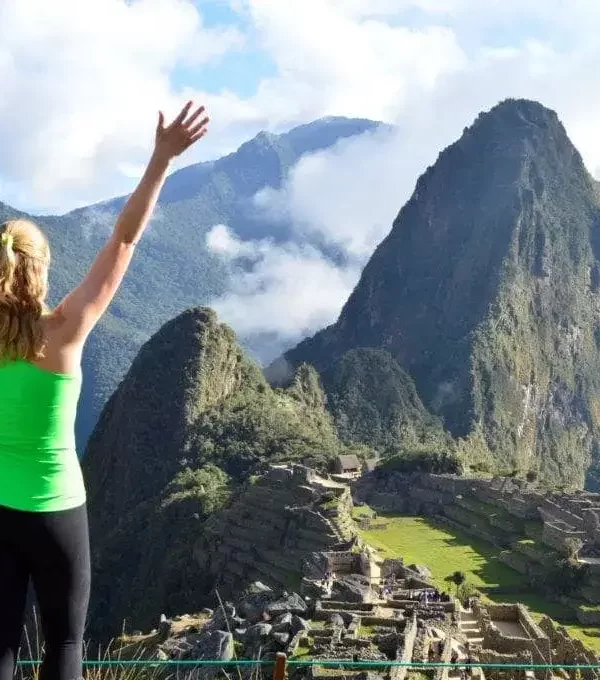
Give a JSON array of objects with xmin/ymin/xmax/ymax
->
[
  {"xmin": 445, "ymin": 609, "xmax": 485, "ymax": 679},
  {"xmin": 459, "ymin": 609, "xmax": 484, "ymax": 646}
]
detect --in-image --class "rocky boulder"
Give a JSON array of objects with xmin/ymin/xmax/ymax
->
[
  {"xmin": 266, "ymin": 592, "xmax": 308, "ymax": 615},
  {"xmin": 331, "ymin": 574, "xmax": 374, "ymax": 603},
  {"xmin": 407, "ymin": 564, "xmax": 432, "ymax": 580},
  {"xmin": 246, "ymin": 623, "xmax": 273, "ymax": 642},
  {"xmin": 192, "ymin": 630, "xmax": 234, "ymax": 662},
  {"xmin": 238, "ymin": 582, "xmax": 278, "ymax": 622},
  {"xmin": 291, "ymin": 615, "xmax": 310, "ymax": 635}
]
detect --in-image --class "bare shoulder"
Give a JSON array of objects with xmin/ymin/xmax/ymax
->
[{"xmin": 37, "ymin": 310, "xmax": 84, "ymax": 375}]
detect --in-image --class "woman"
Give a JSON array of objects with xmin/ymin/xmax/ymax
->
[{"xmin": 0, "ymin": 101, "xmax": 209, "ymax": 680}]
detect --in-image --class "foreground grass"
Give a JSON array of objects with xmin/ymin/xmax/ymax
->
[{"xmin": 359, "ymin": 514, "xmax": 600, "ymax": 652}]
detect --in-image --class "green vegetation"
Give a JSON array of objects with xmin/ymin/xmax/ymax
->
[
  {"xmin": 162, "ymin": 464, "xmax": 231, "ymax": 513},
  {"xmin": 457, "ymin": 581, "xmax": 480, "ymax": 601},
  {"xmin": 447, "ymin": 570, "xmax": 466, "ymax": 595},
  {"xmin": 378, "ymin": 449, "xmax": 462, "ymax": 475},
  {"xmin": 188, "ymin": 362, "xmax": 345, "ymax": 478},
  {"xmin": 360, "ymin": 516, "xmax": 523, "ymax": 593},
  {"xmin": 292, "ymin": 638, "xmax": 314, "ymax": 659},
  {"xmin": 352, "ymin": 506, "xmax": 376, "ymax": 520},
  {"xmin": 357, "ymin": 512, "xmax": 600, "ymax": 651},
  {"xmin": 321, "ymin": 348, "xmax": 451, "ymax": 454}
]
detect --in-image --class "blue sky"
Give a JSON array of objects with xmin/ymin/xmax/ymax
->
[{"xmin": 176, "ymin": 0, "xmax": 277, "ymax": 98}]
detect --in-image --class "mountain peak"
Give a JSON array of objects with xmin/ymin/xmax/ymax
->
[
  {"xmin": 83, "ymin": 306, "xmax": 255, "ymax": 533},
  {"xmin": 277, "ymin": 99, "xmax": 600, "ymax": 487},
  {"xmin": 483, "ymin": 97, "xmax": 560, "ymax": 123}
]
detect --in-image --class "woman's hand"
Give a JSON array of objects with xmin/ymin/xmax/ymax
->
[{"xmin": 154, "ymin": 101, "xmax": 209, "ymax": 159}]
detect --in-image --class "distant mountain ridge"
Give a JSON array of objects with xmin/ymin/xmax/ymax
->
[{"xmin": 0, "ymin": 116, "xmax": 381, "ymax": 448}]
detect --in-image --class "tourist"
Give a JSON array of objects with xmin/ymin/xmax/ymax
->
[
  {"xmin": 0, "ymin": 101, "xmax": 209, "ymax": 680},
  {"xmin": 465, "ymin": 651, "xmax": 473, "ymax": 677}
]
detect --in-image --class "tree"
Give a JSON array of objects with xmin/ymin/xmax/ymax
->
[
  {"xmin": 542, "ymin": 558, "xmax": 588, "ymax": 597},
  {"xmin": 525, "ymin": 470, "xmax": 538, "ymax": 484},
  {"xmin": 448, "ymin": 570, "xmax": 466, "ymax": 595},
  {"xmin": 457, "ymin": 581, "xmax": 479, "ymax": 602}
]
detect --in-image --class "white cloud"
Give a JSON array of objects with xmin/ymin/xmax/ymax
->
[
  {"xmin": 206, "ymin": 225, "xmax": 359, "ymax": 339},
  {"xmin": 0, "ymin": 0, "xmax": 244, "ymax": 213},
  {"xmin": 4, "ymin": 0, "xmax": 600, "ymax": 215},
  {"xmin": 76, "ymin": 202, "xmax": 166, "ymax": 242},
  {"xmin": 205, "ymin": 223, "xmax": 256, "ymax": 257},
  {"xmin": 255, "ymin": 126, "xmax": 407, "ymax": 259},
  {"xmin": 242, "ymin": 0, "xmax": 467, "ymax": 124},
  {"xmin": 4, "ymin": 0, "xmax": 600, "ymax": 356}
]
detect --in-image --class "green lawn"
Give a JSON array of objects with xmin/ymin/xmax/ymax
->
[
  {"xmin": 358, "ymin": 513, "xmax": 600, "ymax": 652},
  {"xmin": 361, "ymin": 515, "xmax": 523, "ymax": 592}
]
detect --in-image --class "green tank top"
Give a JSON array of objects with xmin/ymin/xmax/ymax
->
[{"xmin": 0, "ymin": 359, "xmax": 86, "ymax": 512}]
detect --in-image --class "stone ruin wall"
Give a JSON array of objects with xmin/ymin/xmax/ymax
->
[
  {"xmin": 355, "ymin": 470, "xmax": 600, "ymax": 613},
  {"xmin": 473, "ymin": 601, "xmax": 550, "ymax": 677},
  {"xmin": 537, "ymin": 616, "xmax": 600, "ymax": 679},
  {"xmin": 541, "ymin": 521, "xmax": 587, "ymax": 555},
  {"xmin": 195, "ymin": 464, "xmax": 358, "ymax": 598},
  {"xmin": 390, "ymin": 613, "xmax": 418, "ymax": 680}
]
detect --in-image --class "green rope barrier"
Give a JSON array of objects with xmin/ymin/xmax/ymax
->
[{"xmin": 14, "ymin": 659, "xmax": 600, "ymax": 669}]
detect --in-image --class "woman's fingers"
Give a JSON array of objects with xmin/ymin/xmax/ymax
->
[
  {"xmin": 183, "ymin": 105, "xmax": 206, "ymax": 129},
  {"xmin": 188, "ymin": 116, "xmax": 210, "ymax": 138},
  {"xmin": 189, "ymin": 128, "xmax": 208, "ymax": 145},
  {"xmin": 168, "ymin": 101, "xmax": 193, "ymax": 129},
  {"xmin": 155, "ymin": 101, "xmax": 209, "ymax": 153},
  {"xmin": 156, "ymin": 111, "xmax": 165, "ymax": 134}
]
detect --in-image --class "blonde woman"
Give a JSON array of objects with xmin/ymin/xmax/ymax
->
[{"xmin": 0, "ymin": 102, "xmax": 209, "ymax": 680}]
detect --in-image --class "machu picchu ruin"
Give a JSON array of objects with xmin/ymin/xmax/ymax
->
[{"xmin": 108, "ymin": 463, "xmax": 600, "ymax": 679}]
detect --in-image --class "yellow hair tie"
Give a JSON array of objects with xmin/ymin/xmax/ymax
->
[{"xmin": 1, "ymin": 233, "xmax": 13, "ymax": 250}]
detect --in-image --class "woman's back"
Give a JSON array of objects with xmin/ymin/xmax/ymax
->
[{"xmin": 0, "ymin": 360, "xmax": 85, "ymax": 512}]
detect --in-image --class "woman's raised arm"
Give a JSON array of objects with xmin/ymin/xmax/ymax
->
[{"xmin": 55, "ymin": 101, "xmax": 209, "ymax": 344}]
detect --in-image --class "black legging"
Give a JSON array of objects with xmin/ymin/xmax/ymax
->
[{"xmin": 0, "ymin": 503, "xmax": 90, "ymax": 680}]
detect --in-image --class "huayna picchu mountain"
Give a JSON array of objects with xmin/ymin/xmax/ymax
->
[
  {"xmin": 270, "ymin": 98, "xmax": 600, "ymax": 489},
  {"xmin": 83, "ymin": 307, "xmax": 360, "ymax": 639}
]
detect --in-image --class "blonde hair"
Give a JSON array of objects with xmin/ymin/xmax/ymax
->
[{"xmin": 0, "ymin": 219, "xmax": 50, "ymax": 361}]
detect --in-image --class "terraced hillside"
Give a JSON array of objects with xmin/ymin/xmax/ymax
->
[
  {"xmin": 195, "ymin": 464, "xmax": 356, "ymax": 594},
  {"xmin": 356, "ymin": 472, "xmax": 600, "ymax": 636}
]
